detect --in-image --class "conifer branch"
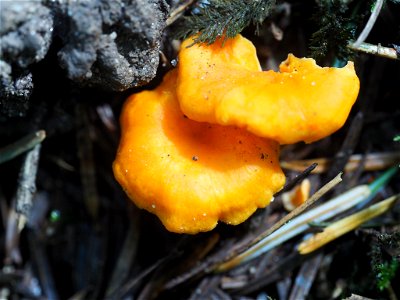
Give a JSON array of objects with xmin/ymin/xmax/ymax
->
[{"xmin": 176, "ymin": 0, "xmax": 276, "ymax": 45}]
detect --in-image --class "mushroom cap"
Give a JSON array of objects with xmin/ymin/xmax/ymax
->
[
  {"xmin": 176, "ymin": 35, "xmax": 360, "ymax": 144},
  {"xmin": 113, "ymin": 71, "xmax": 285, "ymax": 234},
  {"xmin": 282, "ymin": 178, "xmax": 311, "ymax": 211}
]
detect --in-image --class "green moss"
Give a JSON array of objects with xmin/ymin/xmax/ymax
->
[
  {"xmin": 370, "ymin": 232, "xmax": 400, "ymax": 291},
  {"xmin": 375, "ymin": 259, "xmax": 398, "ymax": 291},
  {"xmin": 309, "ymin": 0, "xmax": 356, "ymax": 62}
]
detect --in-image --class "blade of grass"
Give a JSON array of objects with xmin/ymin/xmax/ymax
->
[{"xmin": 298, "ymin": 194, "xmax": 399, "ymax": 254}]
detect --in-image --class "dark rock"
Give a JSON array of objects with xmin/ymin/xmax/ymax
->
[
  {"xmin": 0, "ymin": 0, "xmax": 169, "ymax": 119},
  {"xmin": 0, "ymin": 69, "xmax": 33, "ymax": 118},
  {"xmin": 0, "ymin": 1, "xmax": 53, "ymax": 117},
  {"xmin": 48, "ymin": 0, "xmax": 169, "ymax": 91},
  {"xmin": 52, "ymin": 0, "xmax": 102, "ymax": 80}
]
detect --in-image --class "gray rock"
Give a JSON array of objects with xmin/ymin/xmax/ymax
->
[
  {"xmin": 48, "ymin": 0, "xmax": 169, "ymax": 91},
  {"xmin": 0, "ymin": 1, "xmax": 53, "ymax": 117},
  {"xmin": 0, "ymin": 2, "xmax": 53, "ymax": 68},
  {"xmin": 0, "ymin": 0, "xmax": 169, "ymax": 118}
]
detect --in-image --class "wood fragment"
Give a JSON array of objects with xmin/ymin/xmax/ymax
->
[
  {"xmin": 281, "ymin": 152, "xmax": 400, "ymax": 173},
  {"xmin": 232, "ymin": 252, "xmax": 303, "ymax": 295},
  {"xmin": 275, "ymin": 163, "xmax": 317, "ymax": 197},
  {"xmin": 5, "ymin": 203, "xmax": 22, "ymax": 265},
  {"xmin": 343, "ymin": 294, "xmax": 375, "ymax": 300},
  {"xmin": 96, "ymin": 104, "xmax": 117, "ymax": 133},
  {"xmin": 276, "ymin": 276, "xmax": 292, "ymax": 300},
  {"xmin": 220, "ymin": 275, "xmax": 249, "ymax": 290},
  {"xmin": 348, "ymin": 42, "xmax": 399, "ymax": 60},
  {"xmin": 28, "ymin": 230, "xmax": 59, "ymax": 300},
  {"xmin": 288, "ymin": 254, "xmax": 323, "ymax": 300}
]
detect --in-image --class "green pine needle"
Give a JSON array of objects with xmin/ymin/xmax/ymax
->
[{"xmin": 176, "ymin": 0, "xmax": 276, "ymax": 45}]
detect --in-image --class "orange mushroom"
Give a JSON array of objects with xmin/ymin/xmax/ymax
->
[
  {"xmin": 281, "ymin": 178, "xmax": 311, "ymax": 211},
  {"xmin": 113, "ymin": 71, "xmax": 285, "ymax": 234},
  {"xmin": 176, "ymin": 35, "xmax": 360, "ymax": 144}
]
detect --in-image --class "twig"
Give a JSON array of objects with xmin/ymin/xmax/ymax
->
[
  {"xmin": 28, "ymin": 230, "xmax": 59, "ymax": 300},
  {"xmin": 275, "ymin": 163, "xmax": 317, "ymax": 197},
  {"xmin": 5, "ymin": 202, "xmax": 22, "ymax": 265},
  {"xmin": 288, "ymin": 253, "xmax": 324, "ymax": 300},
  {"xmin": 166, "ymin": 0, "xmax": 196, "ymax": 26},
  {"xmin": 233, "ymin": 252, "xmax": 304, "ymax": 295},
  {"xmin": 387, "ymin": 283, "xmax": 399, "ymax": 300},
  {"xmin": 353, "ymin": 0, "xmax": 384, "ymax": 47},
  {"xmin": 348, "ymin": 42, "xmax": 399, "ymax": 60},
  {"xmin": 15, "ymin": 144, "xmax": 41, "ymax": 217}
]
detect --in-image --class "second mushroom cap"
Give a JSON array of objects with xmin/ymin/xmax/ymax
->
[{"xmin": 176, "ymin": 35, "xmax": 360, "ymax": 144}]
